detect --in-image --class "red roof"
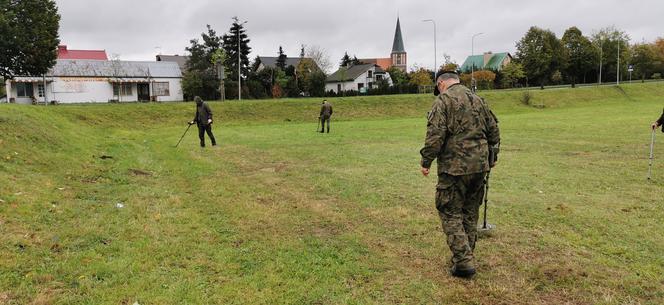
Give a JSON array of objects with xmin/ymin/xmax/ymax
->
[{"xmin": 57, "ymin": 45, "xmax": 108, "ymax": 60}]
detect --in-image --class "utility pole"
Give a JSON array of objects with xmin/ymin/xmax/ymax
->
[
  {"xmin": 616, "ymin": 40, "xmax": 621, "ymax": 86},
  {"xmin": 235, "ymin": 17, "xmax": 247, "ymax": 101},
  {"xmin": 598, "ymin": 37, "xmax": 603, "ymax": 85}
]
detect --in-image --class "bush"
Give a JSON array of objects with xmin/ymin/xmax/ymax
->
[{"xmin": 652, "ymin": 73, "xmax": 662, "ymax": 80}]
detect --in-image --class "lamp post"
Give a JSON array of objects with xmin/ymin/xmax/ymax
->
[
  {"xmin": 422, "ymin": 19, "xmax": 437, "ymax": 74},
  {"xmin": 598, "ymin": 36, "xmax": 604, "ymax": 85},
  {"xmin": 471, "ymin": 32, "xmax": 484, "ymax": 92},
  {"xmin": 236, "ymin": 18, "xmax": 248, "ymax": 100},
  {"xmin": 616, "ymin": 39, "xmax": 621, "ymax": 86}
]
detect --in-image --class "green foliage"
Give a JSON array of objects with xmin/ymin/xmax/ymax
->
[
  {"xmin": 183, "ymin": 25, "xmax": 223, "ymax": 100},
  {"xmin": 0, "ymin": 0, "xmax": 60, "ymax": 78},
  {"xmin": 591, "ymin": 26, "xmax": 630, "ymax": 83},
  {"xmin": 474, "ymin": 70, "xmax": 497, "ymax": 90},
  {"xmin": 222, "ymin": 17, "xmax": 251, "ymax": 84},
  {"xmin": 562, "ymin": 27, "xmax": 598, "ymax": 85},
  {"xmin": 340, "ymin": 52, "xmax": 351, "ymax": 67},
  {"xmin": 516, "ymin": 26, "xmax": 567, "ymax": 88},
  {"xmin": 408, "ymin": 68, "xmax": 433, "ymax": 87},
  {"xmin": 631, "ymin": 43, "xmax": 659, "ymax": 81},
  {"xmin": 276, "ymin": 46, "xmax": 287, "ymax": 70},
  {"xmin": 500, "ymin": 62, "xmax": 526, "ymax": 88}
]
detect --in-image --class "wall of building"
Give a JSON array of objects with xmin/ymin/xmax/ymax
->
[
  {"xmin": 5, "ymin": 77, "xmax": 183, "ymax": 104},
  {"xmin": 325, "ymin": 67, "xmax": 394, "ymax": 94}
]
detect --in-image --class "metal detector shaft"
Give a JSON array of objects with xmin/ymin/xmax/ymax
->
[
  {"xmin": 483, "ymin": 172, "xmax": 491, "ymax": 229},
  {"xmin": 317, "ymin": 117, "xmax": 321, "ymax": 132},
  {"xmin": 175, "ymin": 124, "xmax": 193, "ymax": 148},
  {"xmin": 648, "ymin": 130, "xmax": 656, "ymax": 180}
]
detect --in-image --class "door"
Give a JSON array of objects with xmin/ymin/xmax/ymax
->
[{"xmin": 137, "ymin": 83, "xmax": 150, "ymax": 101}]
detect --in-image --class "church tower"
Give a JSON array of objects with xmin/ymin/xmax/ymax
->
[{"xmin": 391, "ymin": 17, "xmax": 407, "ymax": 72}]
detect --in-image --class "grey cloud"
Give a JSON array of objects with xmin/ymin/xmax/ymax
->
[{"xmin": 55, "ymin": 0, "xmax": 664, "ymax": 71}]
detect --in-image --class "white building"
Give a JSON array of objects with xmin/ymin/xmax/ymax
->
[
  {"xmin": 325, "ymin": 64, "xmax": 393, "ymax": 94},
  {"xmin": 4, "ymin": 59, "xmax": 183, "ymax": 104}
]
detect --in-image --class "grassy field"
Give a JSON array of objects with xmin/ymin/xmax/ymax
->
[{"xmin": 1, "ymin": 83, "xmax": 663, "ymax": 304}]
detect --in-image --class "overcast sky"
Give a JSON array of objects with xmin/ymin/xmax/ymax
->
[{"xmin": 55, "ymin": 0, "xmax": 664, "ymax": 72}]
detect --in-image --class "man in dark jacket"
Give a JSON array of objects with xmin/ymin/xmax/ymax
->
[
  {"xmin": 651, "ymin": 108, "xmax": 664, "ymax": 132},
  {"xmin": 189, "ymin": 96, "xmax": 217, "ymax": 147},
  {"xmin": 319, "ymin": 100, "xmax": 333, "ymax": 133}
]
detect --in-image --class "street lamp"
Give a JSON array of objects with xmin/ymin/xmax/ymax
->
[
  {"xmin": 471, "ymin": 32, "xmax": 484, "ymax": 91},
  {"xmin": 422, "ymin": 19, "xmax": 437, "ymax": 75},
  {"xmin": 236, "ymin": 18, "xmax": 248, "ymax": 100}
]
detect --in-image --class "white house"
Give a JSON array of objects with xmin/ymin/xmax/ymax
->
[
  {"xmin": 325, "ymin": 64, "xmax": 393, "ymax": 94},
  {"xmin": 4, "ymin": 59, "xmax": 183, "ymax": 104}
]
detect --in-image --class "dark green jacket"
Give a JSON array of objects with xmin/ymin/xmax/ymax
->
[
  {"xmin": 320, "ymin": 103, "xmax": 333, "ymax": 118},
  {"xmin": 193, "ymin": 102, "xmax": 213, "ymax": 126},
  {"xmin": 657, "ymin": 109, "xmax": 664, "ymax": 129},
  {"xmin": 420, "ymin": 84, "xmax": 500, "ymax": 176}
]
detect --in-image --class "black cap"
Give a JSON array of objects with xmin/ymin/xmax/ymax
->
[{"xmin": 433, "ymin": 70, "xmax": 460, "ymax": 96}]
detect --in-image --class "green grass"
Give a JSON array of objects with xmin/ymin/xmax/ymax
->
[{"xmin": 1, "ymin": 83, "xmax": 663, "ymax": 304}]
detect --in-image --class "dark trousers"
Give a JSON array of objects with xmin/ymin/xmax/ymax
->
[
  {"xmin": 197, "ymin": 124, "xmax": 216, "ymax": 147},
  {"xmin": 320, "ymin": 116, "xmax": 331, "ymax": 133}
]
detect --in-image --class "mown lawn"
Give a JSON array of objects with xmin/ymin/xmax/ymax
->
[{"xmin": 0, "ymin": 83, "xmax": 663, "ymax": 304}]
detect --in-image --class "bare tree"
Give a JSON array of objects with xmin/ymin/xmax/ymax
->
[
  {"xmin": 305, "ymin": 45, "xmax": 332, "ymax": 74},
  {"xmin": 109, "ymin": 54, "xmax": 123, "ymax": 102}
]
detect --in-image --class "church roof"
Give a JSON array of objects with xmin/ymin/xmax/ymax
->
[{"xmin": 391, "ymin": 18, "xmax": 405, "ymax": 53}]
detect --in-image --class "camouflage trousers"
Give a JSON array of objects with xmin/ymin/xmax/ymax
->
[{"xmin": 436, "ymin": 172, "xmax": 487, "ymax": 268}]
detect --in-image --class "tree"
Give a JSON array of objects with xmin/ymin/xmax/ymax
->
[
  {"xmin": 500, "ymin": 62, "xmax": 526, "ymax": 88},
  {"xmin": 591, "ymin": 26, "xmax": 630, "ymax": 83},
  {"xmin": 473, "ymin": 70, "xmax": 496, "ymax": 90},
  {"xmin": 562, "ymin": 27, "xmax": 597, "ymax": 86},
  {"xmin": 222, "ymin": 16, "xmax": 251, "ymax": 97},
  {"xmin": 351, "ymin": 56, "xmax": 363, "ymax": 65},
  {"xmin": 183, "ymin": 25, "xmax": 224, "ymax": 100},
  {"xmin": 515, "ymin": 26, "xmax": 566, "ymax": 88},
  {"xmin": 306, "ymin": 45, "xmax": 332, "ymax": 74},
  {"xmin": 340, "ymin": 52, "xmax": 352, "ymax": 67},
  {"xmin": 441, "ymin": 54, "xmax": 458, "ymax": 71},
  {"xmin": 0, "ymin": 0, "xmax": 60, "ymax": 79},
  {"xmin": 409, "ymin": 68, "xmax": 433, "ymax": 87},
  {"xmin": 296, "ymin": 58, "xmax": 323, "ymax": 96},
  {"xmin": 631, "ymin": 43, "xmax": 659, "ymax": 81},
  {"xmin": 276, "ymin": 46, "xmax": 287, "ymax": 70}
]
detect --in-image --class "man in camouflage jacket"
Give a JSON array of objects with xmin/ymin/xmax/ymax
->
[{"xmin": 420, "ymin": 71, "xmax": 500, "ymax": 278}]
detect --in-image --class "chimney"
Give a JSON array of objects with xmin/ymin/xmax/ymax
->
[
  {"xmin": 483, "ymin": 51, "xmax": 493, "ymax": 67},
  {"xmin": 58, "ymin": 45, "xmax": 67, "ymax": 51}
]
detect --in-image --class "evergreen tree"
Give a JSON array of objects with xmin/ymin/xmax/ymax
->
[
  {"xmin": 0, "ymin": 0, "xmax": 60, "ymax": 78},
  {"xmin": 222, "ymin": 16, "xmax": 251, "ymax": 84},
  {"xmin": 276, "ymin": 46, "xmax": 287, "ymax": 70},
  {"xmin": 340, "ymin": 52, "xmax": 352, "ymax": 67},
  {"xmin": 183, "ymin": 25, "xmax": 224, "ymax": 100}
]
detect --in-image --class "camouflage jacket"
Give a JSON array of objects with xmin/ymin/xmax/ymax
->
[
  {"xmin": 420, "ymin": 84, "xmax": 500, "ymax": 176},
  {"xmin": 658, "ymin": 109, "xmax": 664, "ymax": 126}
]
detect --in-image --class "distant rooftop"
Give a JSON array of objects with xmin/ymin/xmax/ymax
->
[
  {"xmin": 49, "ymin": 59, "xmax": 182, "ymax": 78},
  {"xmin": 156, "ymin": 54, "xmax": 190, "ymax": 72},
  {"xmin": 57, "ymin": 45, "xmax": 108, "ymax": 60}
]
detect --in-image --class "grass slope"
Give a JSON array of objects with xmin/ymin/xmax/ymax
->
[{"xmin": 0, "ymin": 83, "xmax": 663, "ymax": 304}]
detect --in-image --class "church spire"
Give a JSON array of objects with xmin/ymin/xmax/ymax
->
[{"xmin": 391, "ymin": 17, "xmax": 405, "ymax": 53}]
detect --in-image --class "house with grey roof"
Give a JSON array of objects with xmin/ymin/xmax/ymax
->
[
  {"xmin": 156, "ymin": 54, "xmax": 190, "ymax": 72},
  {"xmin": 460, "ymin": 52, "xmax": 512, "ymax": 73},
  {"xmin": 325, "ymin": 63, "xmax": 393, "ymax": 94},
  {"xmin": 254, "ymin": 56, "xmax": 320, "ymax": 72},
  {"xmin": 4, "ymin": 59, "xmax": 184, "ymax": 104}
]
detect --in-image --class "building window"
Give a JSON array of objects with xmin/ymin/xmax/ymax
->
[
  {"xmin": 153, "ymin": 82, "xmax": 170, "ymax": 96},
  {"xmin": 368, "ymin": 82, "xmax": 373, "ymax": 89},
  {"xmin": 357, "ymin": 83, "xmax": 364, "ymax": 91},
  {"xmin": 16, "ymin": 83, "xmax": 34, "ymax": 97},
  {"xmin": 37, "ymin": 84, "xmax": 45, "ymax": 97},
  {"xmin": 337, "ymin": 84, "xmax": 341, "ymax": 92},
  {"xmin": 376, "ymin": 74, "xmax": 383, "ymax": 81},
  {"xmin": 367, "ymin": 70, "xmax": 373, "ymax": 78},
  {"xmin": 113, "ymin": 83, "xmax": 133, "ymax": 96}
]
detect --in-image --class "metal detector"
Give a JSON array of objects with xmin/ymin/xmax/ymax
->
[
  {"xmin": 648, "ymin": 130, "xmax": 656, "ymax": 180},
  {"xmin": 478, "ymin": 171, "xmax": 496, "ymax": 236},
  {"xmin": 175, "ymin": 123, "xmax": 193, "ymax": 148}
]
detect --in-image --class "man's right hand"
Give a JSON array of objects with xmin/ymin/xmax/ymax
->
[
  {"xmin": 188, "ymin": 121, "xmax": 194, "ymax": 125},
  {"xmin": 652, "ymin": 122, "xmax": 659, "ymax": 130}
]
